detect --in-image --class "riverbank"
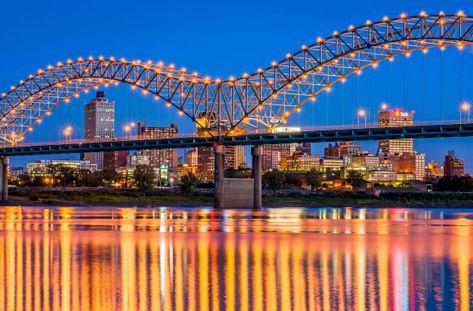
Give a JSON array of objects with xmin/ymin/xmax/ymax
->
[{"xmin": 4, "ymin": 187, "xmax": 473, "ymax": 208}]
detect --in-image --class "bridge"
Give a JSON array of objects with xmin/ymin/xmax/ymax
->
[
  {"xmin": 1, "ymin": 122, "xmax": 472, "ymax": 156},
  {"xmin": 0, "ymin": 11, "xmax": 472, "ymax": 207}
]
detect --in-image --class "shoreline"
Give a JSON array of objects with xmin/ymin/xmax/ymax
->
[{"xmin": 3, "ymin": 187, "xmax": 473, "ymax": 208}]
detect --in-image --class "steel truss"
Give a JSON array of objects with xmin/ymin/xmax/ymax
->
[{"xmin": 0, "ymin": 12, "xmax": 472, "ymax": 145}]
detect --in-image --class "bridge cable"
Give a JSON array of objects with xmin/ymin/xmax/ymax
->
[
  {"xmin": 460, "ymin": 48, "xmax": 464, "ymax": 102},
  {"xmin": 325, "ymin": 92, "xmax": 329, "ymax": 125},
  {"xmin": 421, "ymin": 53, "xmax": 425, "ymax": 121},
  {"xmin": 368, "ymin": 70, "xmax": 373, "ymax": 127},
  {"xmin": 385, "ymin": 59, "xmax": 389, "ymax": 109},
  {"xmin": 341, "ymin": 79, "xmax": 345, "ymax": 126},
  {"xmin": 403, "ymin": 57, "xmax": 407, "ymax": 108},
  {"xmin": 440, "ymin": 52, "xmax": 444, "ymax": 121}
]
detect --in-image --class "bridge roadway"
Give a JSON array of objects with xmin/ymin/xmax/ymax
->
[{"xmin": 1, "ymin": 122, "xmax": 473, "ymax": 156}]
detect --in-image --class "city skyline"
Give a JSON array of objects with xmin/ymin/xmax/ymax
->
[
  {"xmin": 2, "ymin": 1, "xmax": 473, "ymax": 171},
  {"xmin": 8, "ymin": 89, "xmax": 472, "ymax": 178}
]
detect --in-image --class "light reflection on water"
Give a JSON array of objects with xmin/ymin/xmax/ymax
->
[{"xmin": 0, "ymin": 206, "xmax": 472, "ymax": 310}]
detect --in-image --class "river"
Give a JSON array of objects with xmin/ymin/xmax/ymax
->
[{"xmin": 0, "ymin": 206, "xmax": 471, "ymax": 310}]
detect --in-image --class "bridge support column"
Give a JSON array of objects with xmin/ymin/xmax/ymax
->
[
  {"xmin": 214, "ymin": 144, "xmax": 225, "ymax": 209},
  {"xmin": 0, "ymin": 157, "xmax": 8, "ymax": 202},
  {"xmin": 252, "ymin": 145, "xmax": 262, "ymax": 209}
]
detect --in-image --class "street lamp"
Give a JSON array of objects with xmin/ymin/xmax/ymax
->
[
  {"xmin": 380, "ymin": 102, "xmax": 388, "ymax": 111},
  {"xmin": 63, "ymin": 126, "xmax": 72, "ymax": 142},
  {"xmin": 123, "ymin": 122, "xmax": 136, "ymax": 138},
  {"xmin": 460, "ymin": 101, "xmax": 471, "ymax": 123},
  {"xmin": 357, "ymin": 108, "xmax": 367, "ymax": 128}
]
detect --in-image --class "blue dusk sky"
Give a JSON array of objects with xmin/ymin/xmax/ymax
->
[{"xmin": 1, "ymin": 0, "xmax": 473, "ymax": 171}]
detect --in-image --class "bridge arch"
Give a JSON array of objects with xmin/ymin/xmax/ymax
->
[{"xmin": 0, "ymin": 12, "xmax": 472, "ymax": 145}]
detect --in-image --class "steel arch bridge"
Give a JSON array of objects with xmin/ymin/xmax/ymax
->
[{"xmin": 0, "ymin": 11, "xmax": 472, "ymax": 145}]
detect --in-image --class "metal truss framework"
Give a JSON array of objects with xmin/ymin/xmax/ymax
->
[{"xmin": 0, "ymin": 12, "xmax": 472, "ymax": 145}]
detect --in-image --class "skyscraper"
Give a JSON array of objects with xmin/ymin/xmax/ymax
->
[
  {"xmin": 136, "ymin": 122, "xmax": 179, "ymax": 171},
  {"xmin": 84, "ymin": 91, "xmax": 122, "ymax": 170},
  {"xmin": 378, "ymin": 109, "xmax": 414, "ymax": 155}
]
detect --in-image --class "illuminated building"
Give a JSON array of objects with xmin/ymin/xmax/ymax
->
[
  {"xmin": 425, "ymin": 160, "xmax": 444, "ymax": 179},
  {"xmin": 279, "ymin": 154, "xmax": 321, "ymax": 171},
  {"xmin": 137, "ymin": 122, "xmax": 178, "ymax": 171},
  {"xmin": 103, "ymin": 151, "xmax": 127, "ymax": 170},
  {"xmin": 197, "ymin": 145, "xmax": 245, "ymax": 181},
  {"xmin": 324, "ymin": 142, "xmax": 361, "ymax": 159},
  {"xmin": 26, "ymin": 159, "xmax": 97, "ymax": 177},
  {"xmin": 391, "ymin": 152, "xmax": 425, "ymax": 181},
  {"xmin": 367, "ymin": 170, "xmax": 398, "ymax": 182},
  {"xmin": 378, "ymin": 109, "xmax": 414, "ymax": 155},
  {"xmin": 262, "ymin": 127, "xmax": 310, "ymax": 170},
  {"xmin": 126, "ymin": 153, "xmax": 151, "ymax": 168},
  {"xmin": 444, "ymin": 150, "xmax": 464, "ymax": 177},
  {"xmin": 350, "ymin": 154, "xmax": 380, "ymax": 170},
  {"xmin": 185, "ymin": 149, "xmax": 198, "ymax": 167},
  {"xmin": 224, "ymin": 145, "xmax": 246, "ymax": 170},
  {"xmin": 83, "ymin": 91, "xmax": 125, "ymax": 170},
  {"xmin": 320, "ymin": 158, "xmax": 344, "ymax": 171}
]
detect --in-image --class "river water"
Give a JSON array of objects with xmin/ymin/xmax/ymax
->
[{"xmin": 0, "ymin": 206, "xmax": 472, "ymax": 310}]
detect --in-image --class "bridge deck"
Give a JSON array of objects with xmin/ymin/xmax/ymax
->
[{"xmin": 1, "ymin": 123, "xmax": 472, "ymax": 156}]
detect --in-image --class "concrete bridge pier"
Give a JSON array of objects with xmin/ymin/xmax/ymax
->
[
  {"xmin": 252, "ymin": 145, "xmax": 262, "ymax": 209},
  {"xmin": 0, "ymin": 157, "xmax": 8, "ymax": 202},
  {"xmin": 214, "ymin": 144, "xmax": 225, "ymax": 208}
]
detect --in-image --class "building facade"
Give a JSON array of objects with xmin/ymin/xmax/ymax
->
[
  {"xmin": 444, "ymin": 150, "xmax": 465, "ymax": 177},
  {"xmin": 83, "ymin": 91, "xmax": 126, "ymax": 170},
  {"xmin": 27, "ymin": 160, "xmax": 97, "ymax": 178},
  {"xmin": 378, "ymin": 109, "xmax": 414, "ymax": 155},
  {"xmin": 136, "ymin": 122, "xmax": 179, "ymax": 171}
]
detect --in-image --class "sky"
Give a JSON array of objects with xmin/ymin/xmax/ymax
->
[{"xmin": 1, "ymin": 0, "xmax": 473, "ymax": 171}]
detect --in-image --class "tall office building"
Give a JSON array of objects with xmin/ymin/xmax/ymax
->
[
  {"xmin": 444, "ymin": 150, "xmax": 465, "ymax": 177},
  {"xmin": 83, "ymin": 91, "xmax": 126, "ymax": 170},
  {"xmin": 378, "ymin": 109, "xmax": 414, "ymax": 155},
  {"xmin": 136, "ymin": 123, "xmax": 179, "ymax": 171}
]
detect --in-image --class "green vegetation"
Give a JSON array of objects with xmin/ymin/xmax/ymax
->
[
  {"xmin": 133, "ymin": 165, "xmax": 156, "ymax": 193},
  {"xmin": 436, "ymin": 176, "xmax": 473, "ymax": 192},
  {"xmin": 346, "ymin": 170, "xmax": 365, "ymax": 190},
  {"xmin": 304, "ymin": 169, "xmax": 323, "ymax": 191},
  {"xmin": 179, "ymin": 172, "xmax": 199, "ymax": 195},
  {"xmin": 9, "ymin": 187, "xmax": 213, "ymax": 206},
  {"xmin": 263, "ymin": 170, "xmax": 286, "ymax": 195}
]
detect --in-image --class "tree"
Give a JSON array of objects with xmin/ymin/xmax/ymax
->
[
  {"xmin": 180, "ymin": 172, "xmax": 199, "ymax": 195},
  {"xmin": 263, "ymin": 170, "xmax": 286, "ymax": 196},
  {"xmin": 436, "ymin": 176, "xmax": 473, "ymax": 192},
  {"xmin": 58, "ymin": 165, "xmax": 76, "ymax": 186},
  {"xmin": 100, "ymin": 169, "xmax": 120, "ymax": 186},
  {"xmin": 304, "ymin": 169, "xmax": 323, "ymax": 191},
  {"xmin": 133, "ymin": 165, "xmax": 156, "ymax": 193},
  {"xmin": 346, "ymin": 170, "xmax": 365, "ymax": 190}
]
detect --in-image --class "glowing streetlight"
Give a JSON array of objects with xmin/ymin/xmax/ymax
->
[
  {"xmin": 123, "ymin": 122, "xmax": 136, "ymax": 138},
  {"xmin": 380, "ymin": 102, "xmax": 388, "ymax": 111},
  {"xmin": 63, "ymin": 126, "xmax": 73, "ymax": 142},
  {"xmin": 357, "ymin": 108, "xmax": 367, "ymax": 128},
  {"xmin": 460, "ymin": 101, "xmax": 471, "ymax": 123}
]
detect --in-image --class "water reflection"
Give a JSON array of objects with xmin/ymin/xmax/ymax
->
[{"xmin": 0, "ymin": 207, "xmax": 472, "ymax": 310}]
